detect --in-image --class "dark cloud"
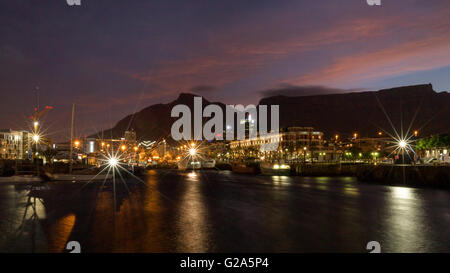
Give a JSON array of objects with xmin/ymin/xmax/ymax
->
[
  {"xmin": 259, "ymin": 84, "xmax": 360, "ymax": 98},
  {"xmin": 189, "ymin": 85, "xmax": 217, "ymax": 94}
]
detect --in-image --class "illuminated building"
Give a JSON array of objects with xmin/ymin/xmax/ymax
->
[
  {"xmin": 230, "ymin": 127, "xmax": 325, "ymax": 160},
  {"xmin": 0, "ymin": 129, "xmax": 31, "ymax": 159}
]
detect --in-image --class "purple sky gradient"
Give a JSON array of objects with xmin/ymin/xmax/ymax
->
[{"xmin": 1, "ymin": 0, "xmax": 449, "ymax": 141}]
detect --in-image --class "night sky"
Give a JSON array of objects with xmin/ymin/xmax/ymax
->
[{"xmin": 1, "ymin": 0, "xmax": 450, "ymax": 141}]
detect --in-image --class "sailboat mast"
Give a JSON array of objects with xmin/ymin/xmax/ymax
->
[{"xmin": 69, "ymin": 103, "xmax": 75, "ymax": 174}]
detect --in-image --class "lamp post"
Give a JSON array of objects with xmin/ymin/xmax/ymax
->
[
  {"xmin": 74, "ymin": 140, "xmax": 80, "ymax": 150},
  {"xmin": 134, "ymin": 146, "xmax": 138, "ymax": 166},
  {"xmin": 303, "ymin": 146, "xmax": 307, "ymax": 164},
  {"xmin": 33, "ymin": 121, "xmax": 39, "ymax": 133},
  {"xmin": 32, "ymin": 133, "xmax": 40, "ymax": 176}
]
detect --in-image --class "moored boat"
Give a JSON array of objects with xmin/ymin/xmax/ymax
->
[
  {"xmin": 177, "ymin": 158, "xmax": 188, "ymax": 170},
  {"xmin": 260, "ymin": 162, "xmax": 291, "ymax": 176},
  {"xmin": 201, "ymin": 159, "xmax": 216, "ymax": 169},
  {"xmin": 231, "ymin": 161, "xmax": 260, "ymax": 174},
  {"xmin": 178, "ymin": 158, "xmax": 201, "ymax": 170}
]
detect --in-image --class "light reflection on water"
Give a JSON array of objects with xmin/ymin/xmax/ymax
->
[
  {"xmin": 270, "ymin": 175, "xmax": 290, "ymax": 186},
  {"xmin": 0, "ymin": 185, "xmax": 73, "ymax": 252},
  {"xmin": 176, "ymin": 171, "xmax": 210, "ymax": 252},
  {"xmin": 343, "ymin": 186, "xmax": 359, "ymax": 196},
  {"xmin": 391, "ymin": 187, "xmax": 414, "ymax": 199},
  {"xmin": 47, "ymin": 214, "xmax": 75, "ymax": 252},
  {"xmin": 380, "ymin": 186, "xmax": 430, "ymax": 252},
  {"xmin": 0, "ymin": 171, "xmax": 449, "ymax": 253},
  {"xmin": 187, "ymin": 171, "xmax": 198, "ymax": 180}
]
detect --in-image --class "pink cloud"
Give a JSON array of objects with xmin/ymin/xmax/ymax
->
[{"xmin": 293, "ymin": 32, "xmax": 450, "ymax": 86}]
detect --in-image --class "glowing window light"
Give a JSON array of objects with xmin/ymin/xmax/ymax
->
[{"xmin": 89, "ymin": 141, "xmax": 94, "ymax": 153}]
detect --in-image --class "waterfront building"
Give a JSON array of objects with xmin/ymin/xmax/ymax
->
[
  {"xmin": 124, "ymin": 129, "xmax": 137, "ymax": 143},
  {"xmin": 83, "ymin": 138, "xmax": 98, "ymax": 154},
  {"xmin": 0, "ymin": 129, "xmax": 31, "ymax": 160},
  {"xmin": 353, "ymin": 137, "xmax": 390, "ymax": 152},
  {"xmin": 230, "ymin": 127, "xmax": 326, "ymax": 161}
]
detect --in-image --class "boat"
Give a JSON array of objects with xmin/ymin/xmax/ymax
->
[
  {"xmin": 189, "ymin": 160, "xmax": 201, "ymax": 169},
  {"xmin": 178, "ymin": 158, "xmax": 201, "ymax": 170},
  {"xmin": 231, "ymin": 160, "xmax": 260, "ymax": 174},
  {"xmin": 260, "ymin": 162, "xmax": 291, "ymax": 176},
  {"xmin": 201, "ymin": 159, "xmax": 216, "ymax": 169},
  {"xmin": 177, "ymin": 158, "xmax": 188, "ymax": 170}
]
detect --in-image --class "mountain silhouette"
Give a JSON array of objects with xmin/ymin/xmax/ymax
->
[{"xmin": 97, "ymin": 84, "xmax": 449, "ymax": 141}]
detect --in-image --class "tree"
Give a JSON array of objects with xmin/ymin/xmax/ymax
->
[
  {"xmin": 41, "ymin": 148, "xmax": 58, "ymax": 164},
  {"xmin": 416, "ymin": 134, "xmax": 450, "ymax": 150}
]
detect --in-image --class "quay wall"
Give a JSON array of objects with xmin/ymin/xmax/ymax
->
[{"xmin": 291, "ymin": 163, "xmax": 449, "ymax": 188}]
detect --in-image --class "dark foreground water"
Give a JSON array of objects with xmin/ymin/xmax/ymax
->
[{"xmin": 0, "ymin": 170, "xmax": 449, "ymax": 253}]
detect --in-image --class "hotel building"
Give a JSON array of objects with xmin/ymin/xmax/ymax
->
[{"xmin": 230, "ymin": 127, "xmax": 325, "ymax": 161}]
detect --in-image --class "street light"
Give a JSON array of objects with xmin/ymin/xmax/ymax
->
[
  {"xmin": 108, "ymin": 157, "xmax": 118, "ymax": 167},
  {"xmin": 189, "ymin": 148, "xmax": 197, "ymax": 156},
  {"xmin": 303, "ymin": 146, "xmax": 307, "ymax": 163},
  {"xmin": 32, "ymin": 134, "xmax": 40, "ymax": 143},
  {"xmin": 121, "ymin": 145, "xmax": 127, "ymax": 151},
  {"xmin": 31, "ymin": 133, "xmax": 41, "ymax": 175}
]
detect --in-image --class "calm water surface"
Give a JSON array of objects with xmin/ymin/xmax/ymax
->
[{"xmin": 0, "ymin": 170, "xmax": 449, "ymax": 252}]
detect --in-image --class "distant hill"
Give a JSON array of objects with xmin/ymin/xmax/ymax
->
[
  {"xmin": 97, "ymin": 94, "xmax": 226, "ymax": 141},
  {"xmin": 97, "ymin": 84, "xmax": 450, "ymax": 141}
]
